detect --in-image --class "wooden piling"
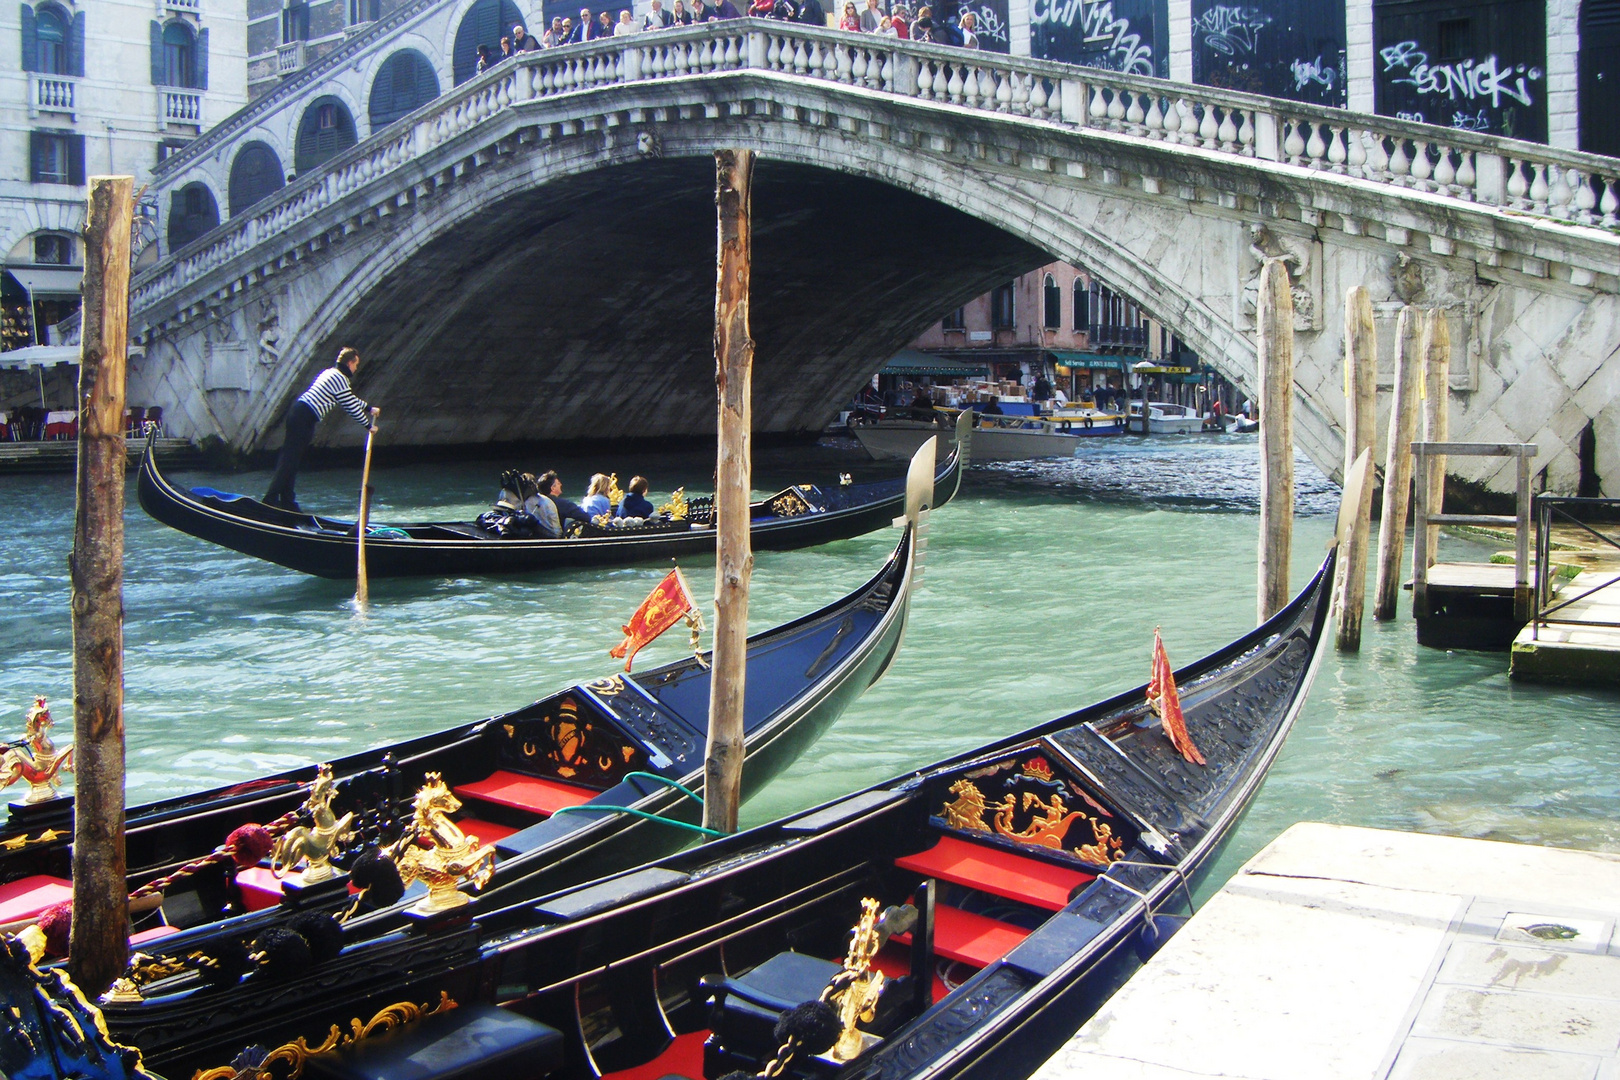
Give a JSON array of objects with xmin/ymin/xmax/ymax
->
[
  {"xmin": 1420, "ymin": 310, "xmax": 1451, "ymax": 566},
  {"xmin": 703, "ymin": 148, "xmax": 754, "ymax": 837},
  {"xmin": 1256, "ymin": 258, "xmax": 1295, "ymax": 624},
  {"xmin": 1334, "ymin": 287, "xmax": 1378, "ymax": 650},
  {"xmin": 70, "ymin": 176, "xmax": 133, "ymax": 996},
  {"xmin": 1374, "ymin": 307, "xmax": 1425, "ymax": 620}
]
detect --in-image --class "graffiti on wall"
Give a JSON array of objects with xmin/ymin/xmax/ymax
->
[
  {"xmin": 1030, "ymin": 0, "xmax": 1164, "ymax": 77},
  {"xmin": 1190, "ymin": 0, "xmax": 1344, "ymax": 108},
  {"xmin": 963, "ymin": 0, "xmax": 1010, "ymax": 52}
]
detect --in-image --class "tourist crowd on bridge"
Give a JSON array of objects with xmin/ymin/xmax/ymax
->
[{"xmin": 474, "ymin": 0, "xmax": 979, "ymax": 69}]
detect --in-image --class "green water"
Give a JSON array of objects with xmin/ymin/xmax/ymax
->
[{"xmin": 3, "ymin": 436, "xmax": 1618, "ymax": 887}]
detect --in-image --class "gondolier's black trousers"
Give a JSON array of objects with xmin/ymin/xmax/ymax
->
[{"xmin": 263, "ymin": 401, "xmax": 320, "ymax": 509}]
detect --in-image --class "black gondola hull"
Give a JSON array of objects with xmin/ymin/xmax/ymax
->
[{"xmin": 136, "ymin": 435, "xmax": 961, "ymax": 578}]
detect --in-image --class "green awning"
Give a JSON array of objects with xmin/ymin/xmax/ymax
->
[
  {"xmin": 880, "ymin": 348, "xmax": 990, "ymax": 378},
  {"xmin": 1048, "ymin": 351, "xmax": 1125, "ymax": 371}
]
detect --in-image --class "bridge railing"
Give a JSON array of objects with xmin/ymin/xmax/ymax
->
[{"xmin": 135, "ymin": 19, "xmax": 1620, "ymax": 315}]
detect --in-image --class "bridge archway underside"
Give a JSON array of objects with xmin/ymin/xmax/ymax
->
[{"xmin": 131, "ymin": 65, "xmax": 1620, "ymax": 495}]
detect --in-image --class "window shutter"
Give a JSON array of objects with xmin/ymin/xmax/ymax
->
[
  {"xmin": 196, "ymin": 26, "xmax": 208, "ymax": 88},
  {"xmin": 150, "ymin": 19, "xmax": 164, "ymax": 84},
  {"xmin": 67, "ymin": 10, "xmax": 82, "ymax": 76},
  {"xmin": 28, "ymin": 131, "xmax": 41, "ymax": 182},
  {"xmin": 21, "ymin": 5, "xmax": 37, "ymax": 73},
  {"xmin": 68, "ymin": 133, "xmax": 85, "ymax": 185}
]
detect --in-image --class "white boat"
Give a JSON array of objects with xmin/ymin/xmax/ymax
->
[
  {"xmin": 1128, "ymin": 400, "xmax": 1208, "ymax": 434},
  {"xmin": 851, "ymin": 409, "xmax": 974, "ymax": 463}
]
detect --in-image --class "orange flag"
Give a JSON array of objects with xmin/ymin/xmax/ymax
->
[
  {"xmin": 1148, "ymin": 629, "xmax": 1205, "ymax": 766},
  {"xmin": 611, "ymin": 569, "xmax": 699, "ymax": 672}
]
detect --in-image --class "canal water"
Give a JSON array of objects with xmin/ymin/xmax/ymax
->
[{"xmin": 3, "ymin": 435, "xmax": 1619, "ymax": 892}]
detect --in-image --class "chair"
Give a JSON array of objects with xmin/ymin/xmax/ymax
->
[{"xmin": 125, "ymin": 407, "xmax": 145, "ymax": 438}]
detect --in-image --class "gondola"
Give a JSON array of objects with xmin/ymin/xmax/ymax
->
[
  {"xmin": 55, "ymin": 545, "xmax": 1331, "ymax": 1080},
  {"xmin": 0, "ymin": 443, "xmax": 935, "ymax": 1031},
  {"xmin": 136, "ymin": 410, "xmax": 970, "ymax": 579}
]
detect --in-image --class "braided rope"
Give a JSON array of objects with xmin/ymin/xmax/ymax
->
[{"xmin": 127, "ymin": 809, "xmax": 301, "ymax": 901}]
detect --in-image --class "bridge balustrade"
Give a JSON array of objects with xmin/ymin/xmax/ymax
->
[{"xmin": 134, "ymin": 18, "xmax": 1620, "ymax": 317}]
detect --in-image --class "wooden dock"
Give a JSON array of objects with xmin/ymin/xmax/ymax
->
[
  {"xmin": 0, "ymin": 438, "xmax": 201, "ymax": 475},
  {"xmin": 1031, "ymin": 823, "xmax": 1620, "ymax": 1080},
  {"xmin": 1512, "ymin": 570, "xmax": 1620, "ymax": 687}
]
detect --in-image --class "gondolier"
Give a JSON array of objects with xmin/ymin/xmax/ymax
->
[{"xmin": 263, "ymin": 347, "xmax": 380, "ymax": 511}]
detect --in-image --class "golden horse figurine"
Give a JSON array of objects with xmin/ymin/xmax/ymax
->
[
  {"xmin": 938, "ymin": 778, "xmax": 991, "ymax": 833},
  {"xmin": 1, "ymin": 697, "xmax": 74, "ymax": 804},
  {"xmin": 394, "ymin": 774, "xmax": 496, "ymax": 914},
  {"xmin": 270, "ymin": 765, "xmax": 355, "ymax": 884}
]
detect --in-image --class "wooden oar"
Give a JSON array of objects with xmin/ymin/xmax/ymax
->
[{"xmin": 355, "ymin": 423, "xmax": 376, "ymax": 607}]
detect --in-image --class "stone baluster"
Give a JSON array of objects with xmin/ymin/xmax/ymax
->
[
  {"xmin": 1325, "ymin": 125, "xmax": 1346, "ymax": 172},
  {"xmin": 997, "ymin": 69, "xmax": 1014, "ymax": 112},
  {"xmin": 1600, "ymin": 176, "xmax": 1618, "ymax": 227},
  {"xmin": 1528, "ymin": 162, "xmax": 1549, "ymax": 213},
  {"xmin": 1388, "ymin": 137, "xmax": 1411, "ymax": 184},
  {"xmin": 1176, "ymin": 99, "xmax": 1198, "ymax": 146},
  {"xmin": 1432, "ymin": 144, "xmax": 1456, "ymax": 192},
  {"xmin": 879, "ymin": 51, "xmax": 894, "ymax": 91},
  {"xmin": 1217, "ymin": 106, "xmax": 1238, "ymax": 152},
  {"xmin": 1454, "ymin": 147, "xmax": 1475, "ymax": 198},
  {"xmin": 1124, "ymin": 90, "xmax": 1144, "ymax": 134},
  {"xmin": 806, "ymin": 40, "xmax": 822, "ymax": 78},
  {"xmin": 822, "ymin": 39, "xmax": 839, "ymax": 79},
  {"xmin": 1141, "ymin": 94, "xmax": 1163, "ymax": 137},
  {"xmin": 1409, "ymin": 139, "xmax": 1432, "ymax": 190},
  {"xmin": 1571, "ymin": 169, "xmax": 1597, "ymax": 224},
  {"xmin": 1029, "ymin": 75, "xmax": 1049, "ymax": 119},
  {"xmin": 848, "ymin": 46, "xmax": 864, "ymax": 85},
  {"xmin": 915, "ymin": 58, "xmax": 933, "ymax": 98},
  {"xmin": 1367, "ymin": 132, "xmax": 1390, "ymax": 181},
  {"xmin": 1505, "ymin": 158, "xmax": 1528, "ymax": 208},
  {"xmin": 1547, "ymin": 165, "xmax": 1573, "ymax": 219},
  {"xmin": 701, "ymin": 39, "xmax": 717, "ymax": 72},
  {"xmin": 1106, "ymin": 86, "xmax": 1126, "ymax": 129},
  {"xmin": 723, "ymin": 34, "xmax": 739, "ymax": 68},
  {"xmin": 1302, "ymin": 120, "xmax": 1324, "ymax": 164},
  {"xmin": 1282, "ymin": 117, "xmax": 1305, "ymax": 163},
  {"xmin": 1236, "ymin": 109, "xmax": 1255, "ymax": 155},
  {"xmin": 1089, "ymin": 85, "xmax": 1108, "ymax": 126},
  {"xmin": 947, "ymin": 63, "xmax": 964, "ymax": 103},
  {"xmin": 765, "ymin": 34, "xmax": 781, "ymax": 69}
]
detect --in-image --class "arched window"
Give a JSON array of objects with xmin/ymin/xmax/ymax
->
[
  {"xmin": 294, "ymin": 96, "xmax": 358, "ymax": 175},
  {"xmin": 161, "ymin": 21, "xmax": 194, "ymax": 86},
  {"xmin": 1072, "ymin": 278, "xmax": 1088, "ymax": 330},
  {"xmin": 33, "ymin": 232, "xmax": 73, "ymax": 265},
  {"xmin": 369, "ymin": 50, "xmax": 441, "ymax": 133},
  {"xmin": 1042, "ymin": 273, "xmax": 1060, "ymax": 330},
  {"xmin": 228, "ymin": 141, "xmax": 286, "ymax": 216},
  {"xmin": 167, "ymin": 182, "xmax": 219, "ymax": 251},
  {"xmin": 34, "ymin": 4, "xmax": 66, "ymax": 72},
  {"xmin": 452, "ymin": 0, "xmax": 524, "ymax": 84}
]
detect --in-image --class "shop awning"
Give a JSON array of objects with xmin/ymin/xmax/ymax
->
[
  {"xmin": 880, "ymin": 348, "xmax": 990, "ymax": 378},
  {"xmin": 0, "ymin": 344, "xmax": 79, "ymax": 370},
  {"xmin": 4, "ymin": 267, "xmax": 82, "ymax": 296},
  {"xmin": 1049, "ymin": 351, "xmax": 1126, "ymax": 371}
]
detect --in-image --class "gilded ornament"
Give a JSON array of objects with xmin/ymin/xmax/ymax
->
[
  {"xmin": 190, "ymin": 993, "xmax": 457, "ymax": 1080},
  {"xmin": 656, "ymin": 487, "xmax": 688, "ymax": 520},
  {"xmin": 938, "ymin": 779, "xmax": 991, "ymax": 833},
  {"xmin": 393, "ymin": 775, "xmax": 496, "ymax": 914},
  {"xmin": 829, "ymin": 897, "xmax": 886, "ymax": 1062},
  {"xmin": 269, "ymin": 765, "xmax": 355, "ymax": 885},
  {"xmin": 1, "ymin": 697, "xmax": 74, "ymax": 803}
]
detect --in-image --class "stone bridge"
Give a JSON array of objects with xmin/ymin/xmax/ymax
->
[{"xmin": 133, "ymin": 19, "xmax": 1620, "ymax": 497}]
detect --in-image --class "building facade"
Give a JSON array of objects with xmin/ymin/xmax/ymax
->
[
  {"xmin": 1, "ymin": 0, "xmax": 247, "ymax": 350},
  {"xmin": 911, "ymin": 261, "xmax": 1199, "ymax": 402}
]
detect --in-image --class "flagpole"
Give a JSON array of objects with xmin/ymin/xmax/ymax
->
[{"xmin": 703, "ymin": 148, "xmax": 754, "ymax": 837}]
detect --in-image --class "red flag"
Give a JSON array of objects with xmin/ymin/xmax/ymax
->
[
  {"xmin": 1147, "ymin": 629, "xmax": 1205, "ymax": 766},
  {"xmin": 610, "ymin": 569, "xmax": 698, "ymax": 672}
]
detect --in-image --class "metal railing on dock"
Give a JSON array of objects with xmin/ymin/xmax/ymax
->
[
  {"xmin": 1530, "ymin": 496, "xmax": 1620, "ymax": 639},
  {"xmin": 1411, "ymin": 441, "xmax": 1536, "ymax": 621}
]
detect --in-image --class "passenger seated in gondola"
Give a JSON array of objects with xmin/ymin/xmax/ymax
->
[
  {"xmin": 579, "ymin": 474, "xmax": 613, "ymax": 519},
  {"xmin": 476, "ymin": 470, "xmax": 560, "ymax": 538},
  {"xmin": 538, "ymin": 472, "xmax": 594, "ymax": 530},
  {"xmin": 616, "ymin": 476, "xmax": 655, "ymax": 519}
]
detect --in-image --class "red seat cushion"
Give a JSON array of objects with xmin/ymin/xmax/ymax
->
[
  {"xmin": 0, "ymin": 875, "xmax": 72, "ymax": 925},
  {"xmin": 130, "ymin": 924, "xmax": 181, "ymax": 945},
  {"xmin": 894, "ymin": 836, "xmax": 1094, "ymax": 912},
  {"xmin": 456, "ymin": 818, "xmax": 517, "ymax": 845},
  {"xmin": 896, "ymin": 903, "xmax": 1030, "ymax": 969},
  {"xmin": 871, "ymin": 942, "xmax": 948, "ymax": 1002},
  {"xmin": 236, "ymin": 866, "xmax": 284, "ymax": 911},
  {"xmin": 453, "ymin": 771, "xmax": 596, "ymax": 818}
]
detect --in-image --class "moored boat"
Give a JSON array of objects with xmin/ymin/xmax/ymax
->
[
  {"xmin": 136, "ymin": 428, "xmax": 962, "ymax": 579},
  {"xmin": 0, "ymin": 445, "xmax": 936, "ymax": 1017},
  {"xmin": 71, "ymin": 545, "xmax": 1334, "ymax": 1079},
  {"xmin": 1127, "ymin": 401, "xmax": 1208, "ymax": 435}
]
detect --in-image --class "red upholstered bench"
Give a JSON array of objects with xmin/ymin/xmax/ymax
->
[
  {"xmin": 236, "ymin": 866, "xmax": 285, "ymax": 912},
  {"xmin": 455, "ymin": 818, "xmax": 517, "ymax": 845},
  {"xmin": 894, "ymin": 836, "xmax": 1094, "ymax": 912},
  {"xmin": 0, "ymin": 875, "xmax": 73, "ymax": 925},
  {"xmin": 130, "ymin": 923, "xmax": 182, "ymax": 946},
  {"xmin": 453, "ymin": 772, "xmax": 596, "ymax": 818},
  {"xmin": 896, "ymin": 904, "xmax": 1030, "ymax": 969}
]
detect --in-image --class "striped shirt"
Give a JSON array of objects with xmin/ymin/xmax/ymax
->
[{"xmin": 296, "ymin": 367, "xmax": 372, "ymax": 428}]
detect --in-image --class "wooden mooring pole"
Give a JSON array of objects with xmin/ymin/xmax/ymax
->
[
  {"xmin": 1257, "ymin": 258, "xmax": 1294, "ymax": 624},
  {"xmin": 1420, "ymin": 310, "xmax": 1451, "ymax": 567},
  {"xmin": 1374, "ymin": 307, "xmax": 1425, "ymax": 620},
  {"xmin": 1334, "ymin": 287, "xmax": 1378, "ymax": 650},
  {"xmin": 71, "ymin": 176, "xmax": 134, "ymax": 997},
  {"xmin": 703, "ymin": 148, "xmax": 754, "ymax": 837}
]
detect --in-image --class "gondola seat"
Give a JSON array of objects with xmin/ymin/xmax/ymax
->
[
  {"xmin": 453, "ymin": 772, "xmax": 596, "ymax": 818},
  {"xmin": 305, "ymin": 1002, "xmax": 564, "ymax": 1080},
  {"xmin": 894, "ymin": 836, "xmax": 1093, "ymax": 912},
  {"xmin": 0, "ymin": 875, "xmax": 72, "ymax": 925},
  {"xmin": 897, "ymin": 904, "xmax": 1028, "ymax": 969},
  {"xmin": 235, "ymin": 866, "xmax": 285, "ymax": 912}
]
